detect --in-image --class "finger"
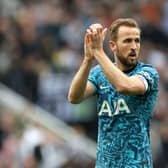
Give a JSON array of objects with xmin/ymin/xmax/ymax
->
[
  {"xmin": 89, "ymin": 23, "xmax": 103, "ymax": 36},
  {"xmin": 86, "ymin": 29, "xmax": 92, "ymax": 39},
  {"xmin": 90, "ymin": 27, "xmax": 97, "ymax": 34},
  {"xmin": 87, "ymin": 33, "xmax": 91, "ymax": 44},
  {"xmin": 89, "ymin": 24, "xmax": 100, "ymax": 34},
  {"xmin": 86, "ymin": 29, "xmax": 92, "ymax": 34},
  {"xmin": 93, "ymin": 23, "xmax": 103, "ymax": 29},
  {"xmin": 96, "ymin": 27, "xmax": 103, "ymax": 34},
  {"xmin": 84, "ymin": 33, "xmax": 89, "ymax": 45},
  {"xmin": 85, "ymin": 33, "xmax": 92, "ymax": 47}
]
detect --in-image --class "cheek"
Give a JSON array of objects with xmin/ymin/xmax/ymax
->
[{"xmin": 119, "ymin": 45, "xmax": 129, "ymax": 55}]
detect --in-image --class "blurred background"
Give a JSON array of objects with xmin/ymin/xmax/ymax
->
[{"xmin": 0, "ymin": 0, "xmax": 168, "ymax": 167}]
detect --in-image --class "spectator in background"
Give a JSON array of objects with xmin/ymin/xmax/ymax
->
[{"xmin": 2, "ymin": 51, "xmax": 39, "ymax": 103}]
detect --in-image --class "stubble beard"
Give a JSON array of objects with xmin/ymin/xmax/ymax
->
[{"xmin": 116, "ymin": 50, "xmax": 138, "ymax": 68}]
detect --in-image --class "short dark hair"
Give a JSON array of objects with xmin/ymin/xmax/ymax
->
[{"xmin": 109, "ymin": 18, "xmax": 140, "ymax": 41}]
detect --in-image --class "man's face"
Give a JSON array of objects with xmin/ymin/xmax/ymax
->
[{"xmin": 115, "ymin": 26, "xmax": 140, "ymax": 67}]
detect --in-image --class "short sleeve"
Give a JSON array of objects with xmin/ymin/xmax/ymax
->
[
  {"xmin": 136, "ymin": 65, "xmax": 159, "ymax": 92},
  {"xmin": 88, "ymin": 65, "xmax": 100, "ymax": 90}
]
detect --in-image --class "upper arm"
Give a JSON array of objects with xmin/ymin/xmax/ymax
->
[
  {"xmin": 84, "ymin": 65, "xmax": 99, "ymax": 99},
  {"xmin": 122, "ymin": 75, "xmax": 147, "ymax": 95},
  {"xmin": 120, "ymin": 66, "xmax": 159, "ymax": 95}
]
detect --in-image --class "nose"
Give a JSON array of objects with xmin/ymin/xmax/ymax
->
[{"xmin": 131, "ymin": 41, "xmax": 137, "ymax": 50}]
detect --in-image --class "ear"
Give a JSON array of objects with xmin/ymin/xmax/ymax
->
[{"xmin": 109, "ymin": 41, "xmax": 116, "ymax": 52}]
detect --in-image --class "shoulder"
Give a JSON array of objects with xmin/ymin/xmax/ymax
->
[
  {"xmin": 91, "ymin": 64, "xmax": 102, "ymax": 72},
  {"xmin": 137, "ymin": 62, "xmax": 159, "ymax": 77},
  {"xmin": 90, "ymin": 64, "xmax": 102, "ymax": 75},
  {"xmin": 136, "ymin": 62, "xmax": 159, "ymax": 91},
  {"xmin": 88, "ymin": 64, "xmax": 103, "ymax": 89},
  {"xmin": 137, "ymin": 62, "xmax": 156, "ymax": 70}
]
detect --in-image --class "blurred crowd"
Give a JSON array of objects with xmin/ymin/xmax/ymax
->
[{"xmin": 0, "ymin": 0, "xmax": 168, "ymax": 167}]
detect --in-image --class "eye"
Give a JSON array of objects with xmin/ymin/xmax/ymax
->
[
  {"xmin": 123, "ymin": 38, "xmax": 132, "ymax": 43},
  {"xmin": 135, "ymin": 38, "xmax": 140, "ymax": 43}
]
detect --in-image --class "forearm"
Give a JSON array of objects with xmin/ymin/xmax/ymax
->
[
  {"xmin": 68, "ymin": 58, "xmax": 93, "ymax": 103},
  {"xmin": 94, "ymin": 50, "xmax": 131, "ymax": 93}
]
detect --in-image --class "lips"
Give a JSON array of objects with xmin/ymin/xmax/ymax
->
[{"xmin": 129, "ymin": 53, "xmax": 136, "ymax": 57}]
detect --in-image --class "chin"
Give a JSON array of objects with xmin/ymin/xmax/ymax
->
[{"xmin": 127, "ymin": 60, "xmax": 138, "ymax": 67}]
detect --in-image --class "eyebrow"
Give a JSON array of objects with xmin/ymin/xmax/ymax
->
[{"xmin": 123, "ymin": 37, "xmax": 140, "ymax": 42}]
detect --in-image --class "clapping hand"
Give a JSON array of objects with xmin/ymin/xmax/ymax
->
[
  {"xmin": 87, "ymin": 23, "xmax": 107, "ymax": 51},
  {"xmin": 84, "ymin": 23, "xmax": 107, "ymax": 61}
]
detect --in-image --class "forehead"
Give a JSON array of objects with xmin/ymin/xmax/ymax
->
[{"xmin": 117, "ymin": 26, "xmax": 140, "ymax": 39}]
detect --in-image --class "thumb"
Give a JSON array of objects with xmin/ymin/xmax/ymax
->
[{"xmin": 85, "ymin": 33, "xmax": 91, "ymax": 47}]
